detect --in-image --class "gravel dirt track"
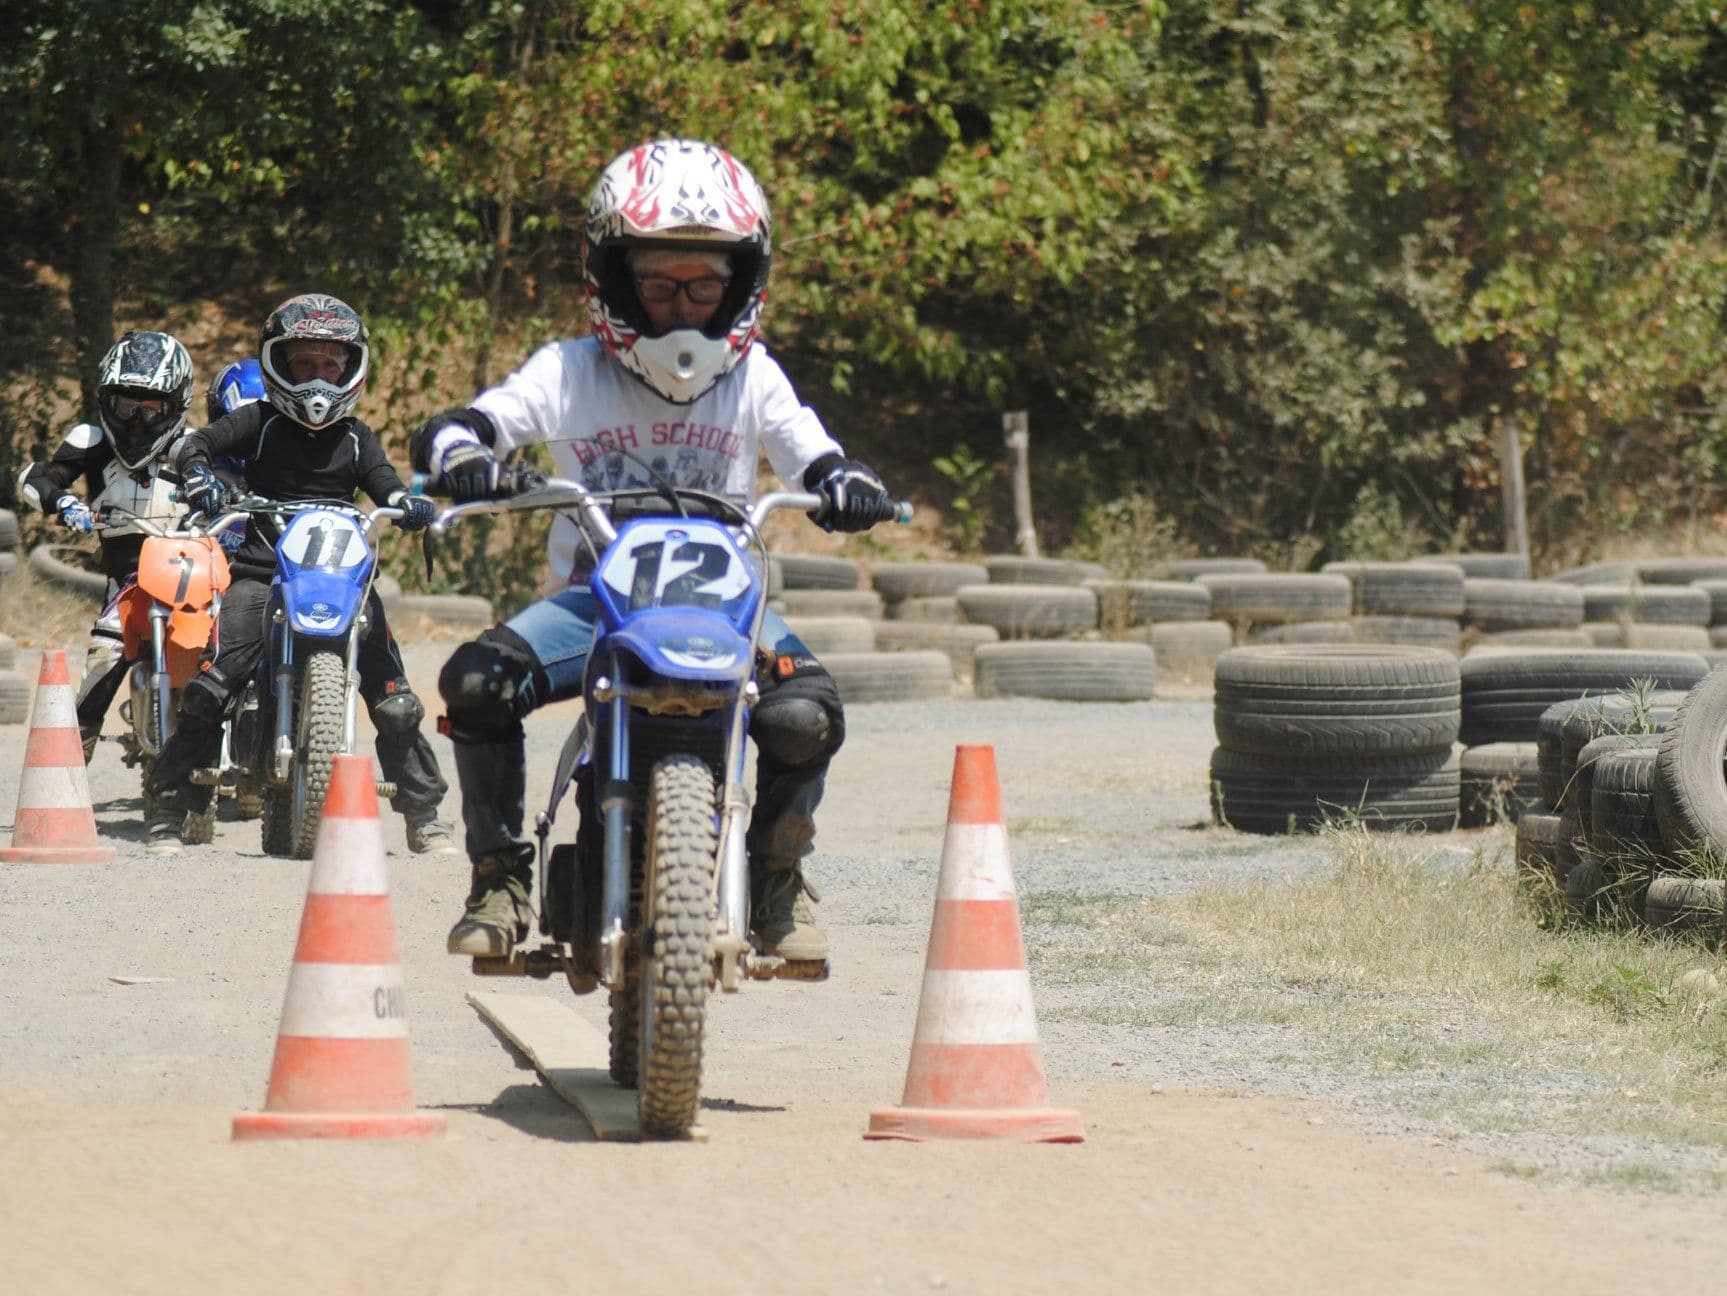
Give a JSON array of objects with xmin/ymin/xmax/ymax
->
[{"xmin": 3, "ymin": 643, "xmax": 1727, "ymax": 1295}]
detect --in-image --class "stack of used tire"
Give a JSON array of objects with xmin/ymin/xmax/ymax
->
[
  {"xmin": 1576, "ymin": 584, "xmax": 1711, "ymax": 651},
  {"xmin": 1085, "ymin": 573, "xmax": 1228, "ymax": 689},
  {"xmin": 955, "ymin": 556, "xmax": 1159, "ymax": 702},
  {"xmin": 1516, "ymin": 690, "xmax": 1687, "ymax": 914},
  {"xmin": 0, "ymin": 507, "xmax": 27, "ymax": 723},
  {"xmin": 1207, "ymin": 644, "xmax": 1462, "ymax": 835},
  {"xmin": 1675, "ymin": 576, "xmax": 1727, "ymax": 666},
  {"xmin": 1512, "ymin": 668, "xmax": 1727, "ymax": 936},
  {"xmin": 868, "ymin": 558, "xmax": 997, "ymax": 681},
  {"xmin": 1197, "ymin": 570, "xmax": 1354, "ymax": 646},
  {"xmin": 1459, "ymin": 577, "xmax": 1587, "ymax": 649},
  {"xmin": 772, "ymin": 553, "xmax": 950, "ymax": 704},
  {"xmin": 1322, "ymin": 560, "xmax": 1466, "ymax": 652},
  {"xmin": 1459, "ymin": 648, "xmax": 1708, "ymax": 747}
]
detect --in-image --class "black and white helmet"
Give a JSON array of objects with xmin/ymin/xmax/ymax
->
[
  {"xmin": 584, "ymin": 139, "xmax": 771, "ymax": 403},
  {"xmin": 258, "ymin": 293, "xmax": 369, "ymax": 431},
  {"xmin": 96, "ymin": 330, "xmax": 195, "ymax": 471}
]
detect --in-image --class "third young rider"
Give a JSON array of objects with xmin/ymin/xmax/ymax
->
[
  {"xmin": 411, "ymin": 138, "xmax": 898, "ymax": 967},
  {"xmin": 18, "ymin": 331, "xmax": 197, "ymax": 761}
]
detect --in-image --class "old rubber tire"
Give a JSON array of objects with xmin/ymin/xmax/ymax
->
[
  {"xmin": 1207, "ymin": 746, "xmax": 1460, "ymax": 835},
  {"xmin": 28, "ymin": 544, "xmax": 108, "ymax": 600},
  {"xmin": 890, "ymin": 596, "xmax": 959, "ymax": 624},
  {"xmin": 1166, "ymin": 558, "xmax": 1266, "ymax": 580},
  {"xmin": 773, "ymin": 554, "xmax": 863, "ymax": 591},
  {"xmin": 776, "ymin": 588, "xmax": 883, "ymax": 619},
  {"xmin": 1087, "ymin": 579, "xmax": 1212, "ymax": 629},
  {"xmin": 1461, "ymin": 580, "xmax": 1584, "ymax": 631},
  {"xmin": 396, "ymin": 593, "xmax": 495, "ymax": 627},
  {"xmin": 1148, "ymin": 620, "xmax": 1233, "ymax": 685},
  {"xmin": 637, "ymin": 755, "xmax": 717, "ymax": 1139},
  {"xmin": 1636, "ymin": 558, "xmax": 1727, "ymax": 585},
  {"xmin": 1589, "ymin": 744, "xmax": 1665, "ymax": 881},
  {"xmin": 1459, "ymin": 742, "xmax": 1541, "ymax": 827},
  {"xmin": 0, "ymin": 509, "xmax": 20, "ymax": 552},
  {"xmin": 0, "ymin": 634, "xmax": 16, "ymax": 672},
  {"xmin": 1196, "ymin": 573, "xmax": 1352, "ymax": 627},
  {"xmin": 1426, "ymin": 552, "xmax": 1532, "ymax": 580},
  {"xmin": 1212, "ymin": 645, "xmax": 1460, "ymax": 758},
  {"xmin": 870, "ymin": 561, "xmax": 987, "ymax": 603},
  {"xmin": 1352, "ymin": 616, "xmax": 1463, "ymax": 652},
  {"xmin": 956, "ymin": 584, "xmax": 1098, "ymax": 639},
  {"xmin": 974, "ymin": 641, "xmax": 1157, "ymax": 701},
  {"xmin": 1515, "ymin": 810, "xmax": 1564, "ymax": 882},
  {"xmin": 781, "ymin": 615, "xmax": 876, "ymax": 655},
  {"xmin": 1458, "ymin": 649, "xmax": 1707, "ymax": 746},
  {"xmin": 0, "ymin": 671, "xmax": 31, "ymax": 725},
  {"xmin": 288, "ymin": 650, "xmax": 346, "ymax": 859},
  {"xmin": 1579, "ymin": 585, "xmax": 1709, "ymax": 626},
  {"xmin": 1583, "ymin": 623, "xmax": 1712, "ymax": 651},
  {"xmin": 1249, "ymin": 620, "xmax": 1354, "ymax": 645},
  {"xmin": 1321, "ymin": 562, "xmax": 1466, "ymax": 617},
  {"xmin": 983, "ymin": 555, "xmax": 1088, "ymax": 586},
  {"xmin": 823, "ymin": 651, "xmax": 951, "ymax": 703},
  {"xmin": 1654, "ymin": 671, "xmax": 1727, "ymax": 856},
  {"xmin": 1644, "ymin": 875, "xmax": 1725, "ymax": 935},
  {"xmin": 872, "ymin": 622, "xmax": 997, "ymax": 678}
]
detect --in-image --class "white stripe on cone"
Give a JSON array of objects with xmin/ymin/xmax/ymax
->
[
  {"xmin": 16, "ymin": 770, "xmax": 100, "ymax": 809},
  {"xmin": 307, "ymin": 817, "xmax": 389, "ymax": 896},
  {"xmin": 277, "ymin": 963, "xmax": 411, "ymax": 1039},
  {"xmin": 912, "ymin": 969, "xmax": 1042, "ymax": 1046},
  {"xmin": 29, "ymin": 687, "xmax": 76, "ymax": 730},
  {"xmin": 934, "ymin": 824, "xmax": 1018, "ymax": 901}
]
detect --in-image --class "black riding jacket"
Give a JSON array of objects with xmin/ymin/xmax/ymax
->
[
  {"xmin": 20, "ymin": 425, "xmax": 185, "ymax": 579},
  {"xmin": 175, "ymin": 403, "xmax": 407, "ymax": 580}
]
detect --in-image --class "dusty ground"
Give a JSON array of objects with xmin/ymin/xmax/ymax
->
[{"xmin": 3, "ymin": 641, "xmax": 1727, "ymax": 1295}]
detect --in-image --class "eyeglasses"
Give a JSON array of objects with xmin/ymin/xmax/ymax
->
[
  {"xmin": 110, "ymin": 394, "xmax": 169, "ymax": 419},
  {"xmin": 634, "ymin": 275, "xmax": 730, "ymax": 306}
]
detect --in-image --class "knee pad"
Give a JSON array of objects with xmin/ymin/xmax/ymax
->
[
  {"xmin": 751, "ymin": 665, "xmax": 844, "ymax": 768},
  {"xmin": 181, "ymin": 667, "xmax": 236, "ymax": 726},
  {"xmin": 370, "ymin": 685, "xmax": 425, "ymax": 737},
  {"xmin": 438, "ymin": 626, "xmax": 537, "ymax": 742}
]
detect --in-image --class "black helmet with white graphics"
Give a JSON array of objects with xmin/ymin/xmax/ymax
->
[
  {"xmin": 96, "ymin": 330, "xmax": 195, "ymax": 471},
  {"xmin": 258, "ymin": 293, "xmax": 369, "ymax": 431}
]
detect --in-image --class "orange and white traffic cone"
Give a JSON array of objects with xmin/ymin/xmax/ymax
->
[
  {"xmin": 867, "ymin": 744, "xmax": 1083, "ymax": 1143},
  {"xmin": 0, "ymin": 650, "xmax": 115, "ymax": 865},
  {"xmin": 233, "ymin": 754, "xmax": 444, "ymax": 1140}
]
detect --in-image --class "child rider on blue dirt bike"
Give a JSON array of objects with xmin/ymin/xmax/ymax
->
[
  {"xmin": 411, "ymin": 138, "xmax": 898, "ymax": 966},
  {"xmin": 143, "ymin": 293, "xmax": 455, "ymax": 856}
]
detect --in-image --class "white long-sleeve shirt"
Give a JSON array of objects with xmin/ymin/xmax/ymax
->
[{"xmin": 437, "ymin": 338, "xmax": 842, "ymax": 585}]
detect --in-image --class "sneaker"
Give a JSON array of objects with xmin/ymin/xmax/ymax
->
[
  {"xmin": 751, "ymin": 865, "xmax": 828, "ymax": 962},
  {"xmin": 145, "ymin": 809, "xmax": 185, "ymax": 856},
  {"xmin": 405, "ymin": 815, "xmax": 459, "ymax": 855},
  {"xmin": 446, "ymin": 857, "xmax": 533, "ymax": 956}
]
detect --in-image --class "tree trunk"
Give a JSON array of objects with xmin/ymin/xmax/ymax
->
[{"xmin": 71, "ymin": 119, "xmax": 125, "ymax": 418}]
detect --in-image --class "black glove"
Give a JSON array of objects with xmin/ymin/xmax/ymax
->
[
  {"xmin": 392, "ymin": 494, "xmax": 436, "ymax": 532},
  {"xmin": 806, "ymin": 455, "xmax": 894, "ymax": 533},
  {"xmin": 436, "ymin": 441, "xmax": 503, "ymax": 503},
  {"xmin": 180, "ymin": 463, "xmax": 234, "ymax": 516}
]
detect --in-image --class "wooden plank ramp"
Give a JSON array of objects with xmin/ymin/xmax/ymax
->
[{"xmin": 465, "ymin": 990, "xmax": 648, "ymax": 1142}]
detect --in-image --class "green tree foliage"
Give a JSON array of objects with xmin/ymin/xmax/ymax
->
[{"xmin": 5, "ymin": 1, "xmax": 1727, "ymax": 578}]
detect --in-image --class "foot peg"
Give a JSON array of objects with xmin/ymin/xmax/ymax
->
[
  {"xmin": 189, "ymin": 766, "xmax": 221, "ymax": 786},
  {"xmin": 375, "ymin": 779, "xmax": 398, "ymax": 799}
]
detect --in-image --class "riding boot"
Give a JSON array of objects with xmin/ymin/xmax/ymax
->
[{"xmin": 446, "ymin": 848, "xmax": 535, "ymax": 956}]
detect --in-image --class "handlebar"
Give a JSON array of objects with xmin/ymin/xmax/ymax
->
[{"xmin": 424, "ymin": 470, "xmax": 913, "ymax": 546}]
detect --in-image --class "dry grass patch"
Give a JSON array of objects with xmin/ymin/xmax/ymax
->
[{"xmin": 1024, "ymin": 822, "xmax": 1727, "ymax": 1189}]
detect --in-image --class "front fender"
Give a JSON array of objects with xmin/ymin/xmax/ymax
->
[{"xmin": 279, "ymin": 570, "xmax": 365, "ymax": 639}]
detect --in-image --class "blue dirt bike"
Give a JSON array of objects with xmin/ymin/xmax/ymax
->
[
  {"xmin": 214, "ymin": 497, "xmax": 404, "ymax": 858},
  {"xmin": 428, "ymin": 471, "xmax": 907, "ymax": 1138}
]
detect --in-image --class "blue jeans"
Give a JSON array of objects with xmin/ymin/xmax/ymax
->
[{"xmin": 449, "ymin": 585, "xmax": 842, "ymax": 868}]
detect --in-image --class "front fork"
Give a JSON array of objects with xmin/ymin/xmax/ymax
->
[
  {"xmin": 148, "ymin": 606, "xmax": 172, "ymax": 756},
  {"xmin": 713, "ymin": 682, "xmax": 758, "ymax": 992},
  {"xmin": 271, "ymin": 610, "xmax": 293, "ymax": 781}
]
